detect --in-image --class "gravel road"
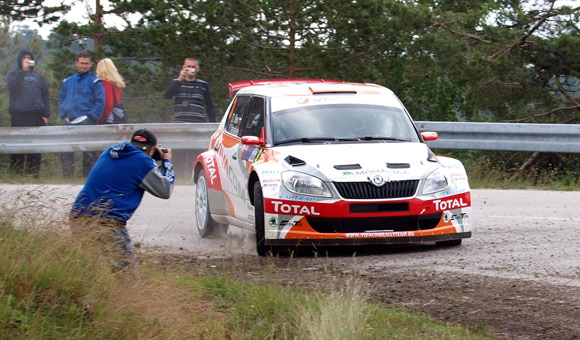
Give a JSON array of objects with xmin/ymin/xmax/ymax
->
[{"xmin": 2, "ymin": 184, "xmax": 579, "ymax": 339}]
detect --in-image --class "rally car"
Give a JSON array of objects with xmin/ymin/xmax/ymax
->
[{"xmin": 193, "ymin": 79, "xmax": 471, "ymax": 255}]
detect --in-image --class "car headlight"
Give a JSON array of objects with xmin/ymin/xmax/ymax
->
[
  {"xmin": 422, "ymin": 168, "xmax": 449, "ymax": 194},
  {"xmin": 281, "ymin": 171, "xmax": 332, "ymax": 197}
]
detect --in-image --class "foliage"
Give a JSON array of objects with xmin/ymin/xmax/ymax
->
[
  {"xmin": 39, "ymin": 0, "xmax": 579, "ymax": 124},
  {"xmin": 0, "ymin": 0, "xmax": 68, "ymax": 24}
]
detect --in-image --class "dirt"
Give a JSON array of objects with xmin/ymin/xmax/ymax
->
[{"xmin": 144, "ymin": 248, "xmax": 580, "ymax": 340}]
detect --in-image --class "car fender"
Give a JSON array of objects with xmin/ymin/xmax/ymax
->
[
  {"xmin": 193, "ymin": 151, "xmax": 223, "ymax": 190},
  {"xmin": 438, "ymin": 155, "xmax": 470, "ymax": 191}
]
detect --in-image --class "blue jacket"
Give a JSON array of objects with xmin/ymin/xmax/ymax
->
[
  {"xmin": 58, "ymin": 70, "xmax": 106, "ymax": 121},
  {"xmin": 6, "ymin": 48, "xmax": 51, "ymax": 119},
  {"xmin": 71, "ymin": 142, "xmax": 175, "ymax": 223}
]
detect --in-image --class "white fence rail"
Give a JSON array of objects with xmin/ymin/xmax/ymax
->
[{"xmin": 1, "ymin": 122, "xmax": 579, "ymax": 154}]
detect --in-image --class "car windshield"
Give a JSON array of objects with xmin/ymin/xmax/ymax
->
[{"xmin": 271, "ymin": 104, "xmax": 421, "ymax": 145}]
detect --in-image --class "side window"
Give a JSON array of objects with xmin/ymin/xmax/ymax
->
[
  {"xmin": 241, "ymin": 97, "xmax": 265, "ymax": 138},
  {"xmin": 225, "ymin": 96, "xmax": 251, "ymax": 137}
]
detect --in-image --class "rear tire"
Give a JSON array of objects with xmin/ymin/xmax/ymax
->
[
  {"xmin": 436, "ymin": 239, "xmax": 462, "ymax": 247},
  {"xmin": 195, "ymin": 172, "xmax": 228, "ymax": 238}
]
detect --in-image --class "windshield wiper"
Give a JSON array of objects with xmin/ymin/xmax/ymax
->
[
  {"xmin": 276, "ymin": 137, "xmax": 341, "ymax": 145},
  {"xmin": 356, "ymin": 136, "xmax": 411, "ymax": 142}
]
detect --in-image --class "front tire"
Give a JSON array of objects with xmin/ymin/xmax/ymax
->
[
  {"xmin": 253, "ymin": 182, "xmax": 268, "ymax": 256},
  {"xmin": 195, "ymin": 172, "xmax": 228, "ymax": 238}
]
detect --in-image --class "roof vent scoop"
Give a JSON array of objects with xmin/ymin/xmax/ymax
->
[
  {"xmin": 285, "ymin": 155, "xmax": 306, "ymax": 166},
  {"xmin": 387, "ymin": 163, "xmax": 410, "ymax": 169}
]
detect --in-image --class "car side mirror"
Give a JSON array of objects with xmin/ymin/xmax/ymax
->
[
  {"xmin": 421, "ymin": 131, "xmax": 438, "ymax": 141},
  {"xmin": 241, "ymin": 136, "xmax": 262, "ymax": 145}
]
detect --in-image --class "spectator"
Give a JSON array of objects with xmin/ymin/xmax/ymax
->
[
  {"xmin": 95, "ymin": 58, "xmax": 126, "ymax": 124},
  {"xmin": 164, "ymin": 57, "xmax": 217, "ymax": 123},
  {"xmin": 58, "ymin": 52, "xmax": 105, "ymax": 177},
  {"xmin": 70, "ymin": 129, "xmax": 174, "ymax": 272},
  {"xmin": 6, "ymin": 47, "xmax": 50, "ymax": 177}
]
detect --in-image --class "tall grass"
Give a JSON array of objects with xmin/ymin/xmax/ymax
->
[{"xmin": 297, "ymin": 276, "xmax": 372, "ymax": 340}]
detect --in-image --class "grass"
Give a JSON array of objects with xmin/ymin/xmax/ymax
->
[{"xmin": 0, "ymin": 194, "xmax": 492, "ymax": 340}]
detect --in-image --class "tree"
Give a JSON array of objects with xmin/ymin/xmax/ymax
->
[
  {"xmin": 47, "ymin": 0, "xmax": 580, "ymax": 124},
  {"xmin": 0, "ymin": 0, "xmax": 68, "ymax": 24}
]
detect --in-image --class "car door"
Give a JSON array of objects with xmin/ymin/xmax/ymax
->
[
  {"xmin": 221, "ymin": 95, "xmax": 251, "ymax": 219},
  {"xmin": 233, "ymin": 96, "xmax": 265, "ymax": 221}
]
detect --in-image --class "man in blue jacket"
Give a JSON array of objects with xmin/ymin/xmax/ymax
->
[
  {"xmin": 58, "ymin": 52, "xmax": 105, "ymax": 177},
  {"xmin": 71, "ymin": 129, "xmax": 175, "ymax": 272},
  {"xmin": 6, "ymin": 48, "xmax": 51, "ymax": 177}
]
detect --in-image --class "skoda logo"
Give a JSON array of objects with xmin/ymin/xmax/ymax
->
[{"xmin": 370, "ymin": 175, "xmax": 386, "ymax": 187}]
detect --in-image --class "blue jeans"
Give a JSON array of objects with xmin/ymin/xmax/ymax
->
[
  {"xmin": 61, "ymin": 117, "xmax": 98, "ymax": 177},
  {"xmin": 69, "ymin": 216, "xmax": 137, "ymax": 271},
  {"xmin": 110, "ymin": 225, "xmax": 137, "ymax": 270}
]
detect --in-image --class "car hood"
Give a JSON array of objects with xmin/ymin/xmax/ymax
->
[{"xmin": 273, "ymin": 142, "xmax": 439, "ymax": 182}]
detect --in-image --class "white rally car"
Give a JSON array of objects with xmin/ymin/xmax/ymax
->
[{"xmin": 193, "ymin": 79, "xmax": 471, "ymax": 255}]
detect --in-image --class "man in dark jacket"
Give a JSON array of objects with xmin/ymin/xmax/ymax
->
[
  {"xmin": 58, "ymin": 52, "xmax": 106, "ymax": 177},
  {"xmin": 164, "ymin": 57, "xmax": 217, "ymax": 123},
  {"xmin": 6, "ymin": 48, "xmax": 51, "ymax": 177},
  {"xmin": 71, "ymin": 129, "xmax": 174, "ymax": 271}
]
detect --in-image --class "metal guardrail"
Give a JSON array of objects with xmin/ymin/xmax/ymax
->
[
  {"xmin": 0, "ymin": 121, "xmax": 579, "ymax": 154},
  {"xmin": 416, "ymin": 121, "xmax": 580, "ymax": 153},
  {"xmin": 0, "ymin": 123, "xmax": 218, "ymax": 154}
]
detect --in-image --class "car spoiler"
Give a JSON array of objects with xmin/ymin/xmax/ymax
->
[{"xmin": 228, "ymin": 79, "xmax": 343, "ymax": 97}]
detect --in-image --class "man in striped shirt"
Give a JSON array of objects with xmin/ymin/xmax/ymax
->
[{"xmin": 164, "ymin": 57, "xmax": 217, "ymax": 123}]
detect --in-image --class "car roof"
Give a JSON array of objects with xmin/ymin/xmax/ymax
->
[{"xmin": 229, "ymin": 79, "xmax": 395, "ymax": 98}]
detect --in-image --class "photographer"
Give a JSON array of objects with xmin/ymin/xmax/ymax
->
[
  {"xmin": 6, "ymin": 48, "xmax": 50, "ymax": 177},
  {"xmin": 70, "ymin": 129, "xmax": 174, "ymax": 272},
  {"xmin": 164, "ymin": 57, "xmax": 217, "ymax": 123}
]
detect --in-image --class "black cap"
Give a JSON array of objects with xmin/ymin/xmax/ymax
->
[{"xmin": 130, "ymin": 129, "xmax": 157, "ymax": 151}]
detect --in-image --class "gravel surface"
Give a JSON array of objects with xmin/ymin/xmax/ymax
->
[{"xmin": 2, "ymin": 185, "xmax": 579, "ymax": 339}]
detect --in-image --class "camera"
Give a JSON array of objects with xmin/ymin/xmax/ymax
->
[
  {"xmin": 187, "ymin": 68, "xmax": 196, "ymax": 75},
  {"xmin": 152, "ymin": 147, "xmax": 168, "ymax": 161},
  {"xmin": 28, "ymin": 60, "xmax": 35, "ymax": 70}
]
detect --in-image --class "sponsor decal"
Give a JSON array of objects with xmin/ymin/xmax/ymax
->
[
  {"xmin": 295, "ymin": 96, "xmax": 347, "ymax": 105},
  {"xmin": 278, "ymin": 195, "xmax": 316, "ymax": 202},
  {"xmin": 271, "ymin": 201, "xmax": 320, "ymax": 215},
  {"xmin": 444, "ymin": 212, "xmax": 469, "ymax": 223},
  {"xmin": 450, "ymin": 172, "xmax": 468, "ymax": 181},
  {"xmin": 262, "ymin": 178, "xmax": 281, "ymax": 185},
  {"xmin": 242, "ymin": 146, "xmax": 263, "ymax": 163},
  {"xmin": 343, "ymin": 169, "xmax": 410, "ymax": 177},
  {"xmin": 205, "ymin": 155, "xmax": 218, "ymax": 185},
  {"xmin": 345, "ymin": 231, "xmax": 415, "ymax": 238},
  {"xmin": 434, "ymin": 198, "xmax": 468, "ymax": 211}
]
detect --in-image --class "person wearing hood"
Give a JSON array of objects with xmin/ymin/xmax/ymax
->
[
  {"xmin": 58, "ymin": 52, "xmax": 106, "ymax": 178},
  {"xmin": 70, "ymin": 129, "xmax": 174, "ymax": 272},
  {"xmin": 6, "ymin": 48, "xmax": 51, "ymax": 177}
]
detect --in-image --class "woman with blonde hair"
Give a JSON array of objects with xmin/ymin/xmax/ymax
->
[{"xmin": 96, "ymin": 58, "xmax": 127, "ymax": 124}]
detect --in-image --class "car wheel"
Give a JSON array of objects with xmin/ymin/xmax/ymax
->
[
  {"xmin": 253, "ymin": 181, "xmax": 269, "ymax": 256},
  {"xmin": 195, "ymin": 172, "xmax": 228, "ymax": 238},
  {"xmin": 436, "ymin": 239, "xmax": 462, "ymax": 247}
]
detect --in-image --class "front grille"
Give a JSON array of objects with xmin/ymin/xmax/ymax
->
[
  {"xmin": 306, "ymin": 213, "xmax": 442, "ymax": 233},
  {"xmin": 333, "ymin": 180, "xmax": 419, "ymax": 199}
]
